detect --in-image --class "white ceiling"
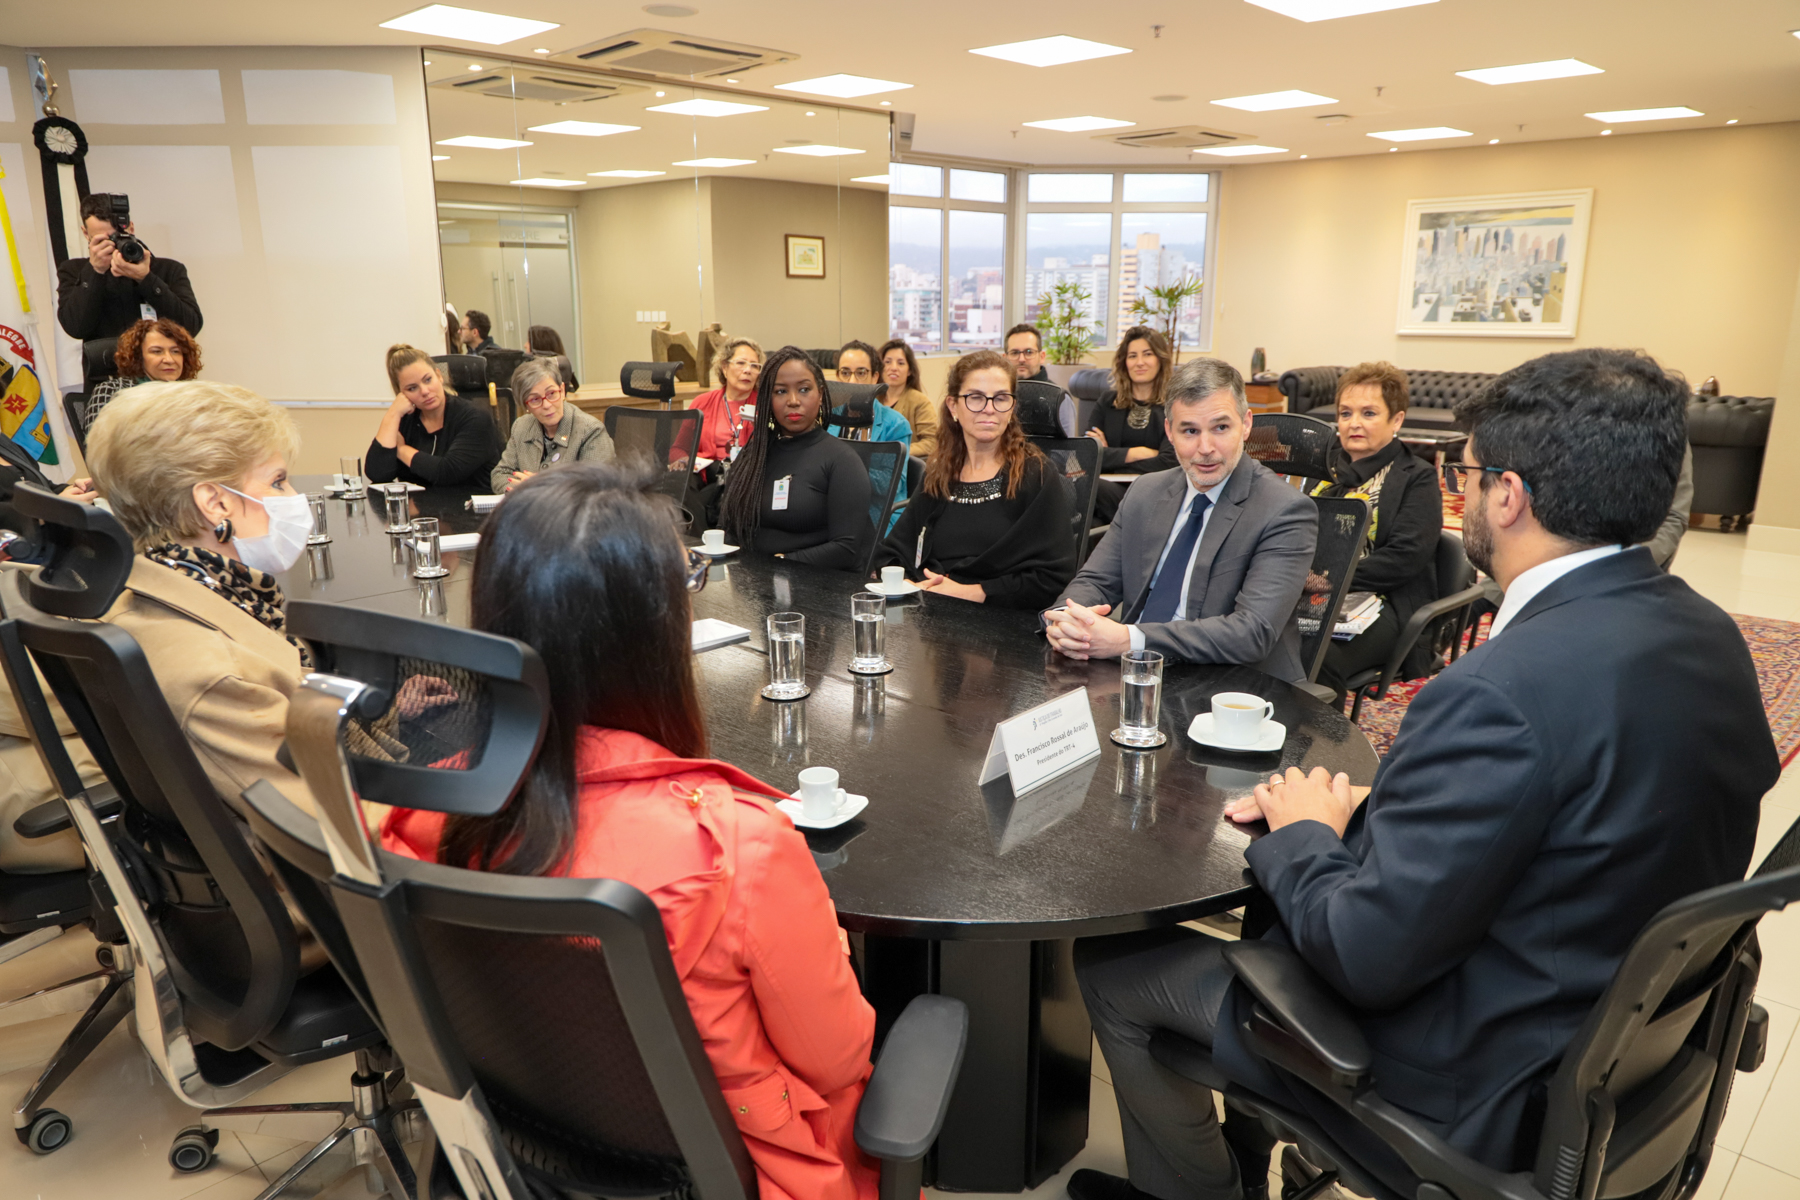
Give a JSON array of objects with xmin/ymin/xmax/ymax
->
[{"xmin": 14, "ymin": 0, "xmax": 1800, "ymax": 167}]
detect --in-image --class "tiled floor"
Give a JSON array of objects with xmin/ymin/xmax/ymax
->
[{"xmin": 2, "ymin": 525, "xmax": 1798, "ymax": 1200}]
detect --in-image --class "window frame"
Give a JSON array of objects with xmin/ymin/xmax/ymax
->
[{"xmin": 885, "ymin": 159, "xmax": 1012, "ymax": 354}]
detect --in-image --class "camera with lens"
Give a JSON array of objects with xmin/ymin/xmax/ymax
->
[{"xmin": 92, "ymin": 193, "xmax": 146, "ymax": 265}]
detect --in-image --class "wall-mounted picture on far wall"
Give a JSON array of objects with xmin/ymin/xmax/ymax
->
[
  {"xmin": 786, "ymin": 233, "xmax": 826, "ymax": 278},
  {"xmin": 1396, "ymin": 189, "xmax": 1593, "ymax": 338}
]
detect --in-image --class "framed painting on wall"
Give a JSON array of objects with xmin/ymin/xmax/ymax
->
[
  {"xmin": 786, "ymin": 233, "xmax": 826, "ymax": 278},
  {"xmin": 1396, "ymin": 189, "xmax": 1593, "ymax": 337}
]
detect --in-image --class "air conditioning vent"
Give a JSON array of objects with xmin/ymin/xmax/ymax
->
[
  {"xmin": 1097, "ymin": 125, "xmax": 1247, "ymax": 150},
  {"xmin": 429, "ymin": 68, "xmax": 646, "ymax": 104},
  {"xmin": 556, "ymin": 28, "xmax": 797, "ymax": 79}
]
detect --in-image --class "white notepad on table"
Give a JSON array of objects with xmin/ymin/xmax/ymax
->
[{"xmin": 692, "ymin": 618, "xmax": 750, "ymax": 653}]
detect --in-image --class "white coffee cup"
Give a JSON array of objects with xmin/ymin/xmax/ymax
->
[
  {"xmin": 701, "ymin": 528, "xmax": 727, "ymax": 551},
  {"xmin": 797, "ymin": 766, "xmax": 846, "ymax": 822},
  {"xmin": 1211, "ymin": 691, "xmax": 1274, "ymax": 747},
  {"xmin": 880, "ymin": 565, "xmax": 905, "ymax": 590}
]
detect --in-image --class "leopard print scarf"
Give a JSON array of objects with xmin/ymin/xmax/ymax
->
[{"xmin": 143, "ymin": 543, "xmax": 314, "ymax": 669}]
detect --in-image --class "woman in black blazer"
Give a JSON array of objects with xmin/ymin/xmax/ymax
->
[
  {"xmin": 1085, "ymin": 324, "xmax": 1174, "ymax": 523},
  {"xmin": 1308, "ymin": 362, "xmax": 1443, "ymax": 704}
]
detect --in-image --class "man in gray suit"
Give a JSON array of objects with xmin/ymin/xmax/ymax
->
[{"xmin": 1044, "ymin": 358, "xmax": 1317, "ymax": 682}]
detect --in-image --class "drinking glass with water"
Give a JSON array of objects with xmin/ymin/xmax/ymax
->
[
  {"xmin": 763, "ymin": 612, "xmax": 810, "ymax": 700},
  {"xmin": 1113, "ymin": 650, "xmax": 1167, "ymax": 748},
  {"xmin": 849, "ymin": 592, "xmax": 893, "ymax": 675}
]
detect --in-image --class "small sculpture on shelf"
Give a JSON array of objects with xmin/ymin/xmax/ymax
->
[{"xmin": 650, "ymin": 321, "xmax": 698, "ymax": 382}]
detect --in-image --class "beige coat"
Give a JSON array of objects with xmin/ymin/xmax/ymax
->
[{"xmin": 885, "ymin": 387, "xmax": 939, "ymax": 460}]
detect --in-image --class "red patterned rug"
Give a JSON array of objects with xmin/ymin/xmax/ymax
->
[{"xmin": 1356, "ymin": 613, "xmax": 1800, "ymax": 766}]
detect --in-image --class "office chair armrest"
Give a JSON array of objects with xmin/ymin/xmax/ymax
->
[
  {"xmin": 1223, "ymin": 941, "xmax": 1371, "ymax": 1085},
  {"xmin": 1740, "ymin": 1003, "xmax": 1770, "ymax": 1072},
  {"xmin": 13, "ymin": 787, "xmax": 123, "ymax": 838},
  {"xmin": 1297, "ymin": 681, "xmax": 1337, "ymax": 706},
  {"xmin": 1371, "ymin": 582, "xmax": 1490, "ymax": 694},
  {"xmin": 855, "ymin": 994, "xmax": 968, "ymax": 1161}
]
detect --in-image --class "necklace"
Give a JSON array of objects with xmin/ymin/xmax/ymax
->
[{"xmin": 1127, "ymin": 402, "xmax": 1154, "ymax": 430}]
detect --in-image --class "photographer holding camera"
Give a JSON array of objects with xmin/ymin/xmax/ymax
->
[{"xmin": 56, "ymin": 193, "xmax": 203, "ymax": 346}]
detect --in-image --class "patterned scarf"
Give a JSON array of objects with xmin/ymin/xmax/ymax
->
[{"xmin": 143, "ymin": 543, "xmax": 314, "ymax": 669}]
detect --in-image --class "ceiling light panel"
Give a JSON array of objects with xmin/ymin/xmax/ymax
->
[
  {"xmin": 1455, "ymin": 58, "xmax": 1603, "ymax": 85},
  {"xmin": 379, "ymin": 4, "xmax": 559, "ymax": 45},
  {"xmin": 589, "ymin": 169, "xmax": 666, "ymax": 177},
  {"xmin": 672, "ymin": 157, "xmax": 756, "ymax": 167},
  {"xmin": 969, "ymin": 36, "xmax": 1132, "ymax": 67},
  {"xmin": 1023, "ymin": 116, "xmax": 1136, "ymax": 132},
  {"xmin": 512, "ymin": 177, "xmax": 583, "ymax": 187},
  {"xmin": 852, "ymin": 174, "xmax": 891, "ymax": 184},
  {"xmin": 774, "ymin": 74, "xmax": 913, "ymax": 98},
  {"xmin": 1584, "ymin": 106, "xmax": 1703, "ymax": 122},
  {"xmin": 1245, "ymin": 0, "xmax": 1437, "ymax": 19},
  {"xmin": 647, "ymin": 98, "xmax": 769, "ymax": 117},
  {"xmin": 771, "ymin": 144, "xmax": 866, "ymax": 156},
  {"xmin": 1195, "ymin": 144, "xmax": 1290, "ymax": 156},
  {"xmin": 527, "ymin": 121, "xmax": 639, "ymax": 136},
  {"xmin": 1366, "ymin": 126, "xmax": 1473, "ymax": 141},
  {"xmin": 1211, "ymin": 89, "xmax": 1337, "ymax": 111},
  {"xmin": 436, "ymin": 135, "xmax": 533, "ymax": 149}
]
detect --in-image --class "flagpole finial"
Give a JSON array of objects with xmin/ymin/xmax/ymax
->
[{"xmin": 30, "ymin": 57, "xmax": 59, "ymax": 117}]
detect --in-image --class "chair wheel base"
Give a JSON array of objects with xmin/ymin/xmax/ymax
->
[
  {"xmin": 169, "ymin": 1124, "xmax": 220, "ymax": 1173},
  {"xmin": 20, "ymin": 1108, "xmax": 73, "ymax": 1154}
]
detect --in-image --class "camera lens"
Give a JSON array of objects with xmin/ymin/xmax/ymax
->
[{"xmin": 111, "ymin": 233, "xmax": 146, "ymax": 265}]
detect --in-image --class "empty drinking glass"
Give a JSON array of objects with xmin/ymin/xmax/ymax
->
[
  {"xmin": 1113, "ymin": 650, "xmax": 1167, "ymax": 747},
  {"xmin": 338, "ymin": 456, "xmax": 366, "ymax": 498},
  {"xmin": 849, "ymin": 592, "xmax": 892, "ymax": 675},
  {"xmin": 412, "ymin": 516, "xmax": 449, "ymax": 580},
  {"xmin": 762, "ymin": 612, "xmax": 809, "ymax": 700},
  {"xmin": 306, "ymin": 494, "xmax": 331, "ymax": 545},
  {"xmin": 380, "ymin": 484, "xmax": 413, "ymax": 535}
]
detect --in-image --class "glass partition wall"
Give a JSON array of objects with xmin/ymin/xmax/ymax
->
[{"xmin": 423, "ymin": 51, "xmax": 891, "ymax": 393}]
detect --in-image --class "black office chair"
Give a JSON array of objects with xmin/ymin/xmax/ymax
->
[
  {"xmin": 806, "ymin": 347, "xmax": 841, "ymax": 372},
  {"xmin": 620, "ymin": 360, "xmax": 683, "ymax": 407},
  {"xmin": 80, "ymin": 337, "xmax": 118, "ymax": 394},
  {"xmin": 433, "ymin": 353, "xmax": 490, "ymax": 404},
  {"xmin": 1067, "ymin": 367, "xmax": 1114, "ymax": 436},
  {"xmin": 1297, "ymin": 497, "xmax": 1370, "ymax": 688},
  {"xmin": 1149, "ymin": 813, "xmax": 1800, "ymax": 1200},
  {"xmin": 826, "ymin": 380, "xmax": 881, "ymax": 440},
  {"xmin": 1029, "ymin": 436, "xmax": 1103, "ymax": 566},
  {"xmin": 844, "ymin": 439, "xmax": 907, "ymax": 577},
  {"xmin": 481, "ymin": 347, "xmax": 531, "ymax": 430},
  {"xmin": 1342, "ymin": 531, "xmax": 1488, "ymax": 723},
  {"xmin": 1016, "ymin": 380, "xmax": 1067, "ymax": 438},
  {"xmin": 60, "ymin": 394, "xmax": 87, "ymax": 457},
  {"xmin": 0, "ymin": 485, "xmax": 413, "ymax": 1191},
  {"xmin": 1248, "ymin": 413, "xmax": 1338, "ymax": 483},
  {"xmin": 243, "ymin": 603, "xmax": 968, "ymax": 1200},
  {"xmin": 605, "ymin": 407, "xmax": 703, "ymax": 529}
]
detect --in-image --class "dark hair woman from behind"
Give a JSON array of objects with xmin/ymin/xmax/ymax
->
[
  {"xmin": 381, "ymin": 463, "xmax": 881, "ymax": 1199},
  {"xmin": 718, "ymin": 344, "xmax": 873, "ymax": 571}
]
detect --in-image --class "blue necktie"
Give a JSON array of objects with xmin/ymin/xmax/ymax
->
[{"xmin": 1141, "ymin": 495, "xmax": 1211, "ymax": 624}]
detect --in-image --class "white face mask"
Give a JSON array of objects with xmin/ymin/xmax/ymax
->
[{"xmin": 223, "ymin": 486, "xmax": 310, "ymax": 575}]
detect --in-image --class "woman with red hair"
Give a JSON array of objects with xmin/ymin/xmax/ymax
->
[{"xmin": 84, "ymin": 317, "xmax": 201, "ymax": 429}]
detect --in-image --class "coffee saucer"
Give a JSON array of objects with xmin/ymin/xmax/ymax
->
[
  {"xmin": 1188, "ymin": 714, "xmax": 1286, "ymax": 754},
  {"xmin": 779, "ymin": 792, "xmax": 870, "ymax": 830},
  {"xmin": 695, "ymin": 543, "xmax": 740, "ymax": 557},
  {"xmin": 865, "ymin": 579, "xmax": 921, "ymax": 597}
]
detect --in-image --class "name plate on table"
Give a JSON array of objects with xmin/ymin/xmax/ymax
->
[{"xmin": 979, "ymin": 687, "xmax": 1102, "ymax": 795}]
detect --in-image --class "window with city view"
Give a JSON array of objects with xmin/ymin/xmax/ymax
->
[
  {"xmin": 1024, "ymin": 212, "xmax": 1112, "ymax": 349},
  {"xmin": 890, "ymin": 204, "xmax": 943, "ymax": 353},
  {"xmin": 887, "ymin": 164, "xmax": 1008, "ymax": 354}
]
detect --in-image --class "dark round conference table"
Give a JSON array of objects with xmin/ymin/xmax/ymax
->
[{"xmin": 281, "ymin": 478, "xmax": 1380, "ymax": 1192}]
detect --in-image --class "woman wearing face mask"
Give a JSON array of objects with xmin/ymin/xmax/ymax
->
[
  {"xmin": 719, "ymin": 345, "xmax": 872, "ymax": 571},
  {"xmin": 366, "ymin": 343, "xmax": 501, "ymax": 488},
  {"xmin": 82, "ymin": 317, "xmax": 201, "ymax": 431}
]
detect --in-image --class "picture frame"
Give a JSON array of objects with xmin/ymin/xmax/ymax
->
[
  {"xmin": 1395, "ymin": 189, "xmax": 1593, "ymax": 338},
  {"xmin": 785, "ymin": 233, "xmax": 826, "ymax": 279}
]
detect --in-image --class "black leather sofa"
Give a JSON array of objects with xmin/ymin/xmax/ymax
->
[{"xmin": 1278, "ymin": 366, "xmax": 1489, "ymax": 429}]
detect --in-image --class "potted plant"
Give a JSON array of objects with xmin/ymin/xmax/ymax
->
[
  {"xmin": 1127, "ymin": 277, "xmax": 1205, "ymax": 354},
  {"xmin": 1035, "ymin": 280, "xmax": 1095, "ymax": 388}
]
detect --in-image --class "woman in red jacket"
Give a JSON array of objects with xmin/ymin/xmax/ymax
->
[{"xmin": 382, "ymin": 464, "xmax": 878, "ymax": 1200}]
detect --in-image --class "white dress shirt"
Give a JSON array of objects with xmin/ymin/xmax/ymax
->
[
  {"xmin": 1128, "ymin": 477, "xmax": 1228, "ymax": 652},
  {"xmin": 1487, "ymin": 544, "xmax": 1624, "ymax": 639}
]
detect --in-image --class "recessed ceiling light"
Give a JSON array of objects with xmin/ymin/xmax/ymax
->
[
  {"xmin": 643, "ymin": 3, "xmax": 697, "ymax": 15},
  {"xmin": 379, "ymin": 5, "xmax": 559, "ymax": 45},
  {"xmin": 1367, "ymin": 126, "xmax": 1473, "ymax": 141},
  {"xmin": 1211, "ymin": 89, "xmax": 1337, "ymax": 111},
  {"xmin": 589, "ymin": 169, "xmax": 666, "ymax": 177},
  {"xmin": 805, "ymin": 111, "xmax": 815, "ymax": 116},
  {"xmin": 1022, "ymin": 116, "xmax": 1136, "ymax": 132},
  {"xmin": 725, "ymin": 78, "xmax": 739, "ymax": 83},
  {"xmin": 775, "ymin": 74, "xmax": 914, "ymax": 99},
  {"xmin": 1488, "ymin": 138, "xmax": 1499, "ymax": 144},
  {"xmin": 436, "ymin": 135, "xmax": 533, "ymax": 149},
  {"xmin": 1298, "ymin": 154, "xmax": 1308, "ymax": 158},
  {"xmin": 1195, "ymin": 143, "xmax": 1290, "ymax": 156},
  {"xmin": 673, "ymin": 157, "xmax": 756, "ymax": 168},
  {"xmin": 1455, "ymin": 58, "xmax": 1602, "ymax": 85},
  {"xmin": 1599, "ymin": 129, "xmax": 1612, "ymax": 135},
  {"xmin": 880, "ymin": 101, "xmax": 891, "ymax": 106},
  {"xmin": 527, "ymin": 120, "xmax": 640, "ymax": 136},
  {"xmin": 1245, "ymin": 0, "xmax": 1436, "ymax": 19},
  {"xmin": 655, "ymin": 90, "xmax": 665, "ymax": 97},
  {"xmin": 1584, "ymin": 106, "xmax": 1702, "ymax": 122},
  {"xmin": 532, "ymin": 48, "xmax": 550, "ymax": 54},
  {"xmin": 1154, "ymin": 94, "xmax": 1187, "ymax": 102},
  {"xmin": 512, "ymin": 177, "xmax": 583, "ymax": 188},
  {"xmin": 647, "ymin": 98, "xmax": 769, "ymax": 117},
  {"xmin": 772, "ymin": 144, "xmax": 865, "ymax": 156},
  {"xmin": 432, "ymin": 154, "xmax": 451, "ymax": 160},
  {"xmin": 467, "ymin": 64, "xmax": 483, "ymax": 71},
  {"xmin": 1726, "ymin": 119, "xmax": 1738, "ymax": 125},
  {"xmin": 969, "ymin": 36, "xmax": 1132, "ymax": 68},
  {"xmin": 852, "ymin": 174, "xmax": 890, "ymax": 184},
  {"xmin": 423, "ymin": 59, "xmax": 432, "ymax": 65}
]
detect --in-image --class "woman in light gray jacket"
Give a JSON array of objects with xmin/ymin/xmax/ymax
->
[{"xmin": 492, "ymin": 357, "xmax": 613, "ymax": 492}]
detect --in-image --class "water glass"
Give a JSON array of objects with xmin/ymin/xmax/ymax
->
[
  {"xmin": 305, "ymin": 494, "xmax": 331, "ymax": 545},
  {"xmin": 418, "ymin": 580, "xmax": 448, "ymax": 620},
  {"xmin": 412, "ymin": 516, "xmax": 449, "ymax": 580},
  {"xmin": 849, "ymin": 592, "xmax": 892, "ymax": 675},
  {"xmin": 380, "ymin": 484, "xmax": 413, "ymax": 534},
  {"xmin": 1112, "ymin": 650, "xmax": 1167, "ymax": 748},
  {"xmin": 306, "ymin": 544, "xmax": 333, "ymax": 582},
  {"xmin": 338, "ymin": 456, "xmax": 366, "ymax": 498},
  {"xmin": 762, "ymin": 612, "xmax": 809, "ymax": 700}
]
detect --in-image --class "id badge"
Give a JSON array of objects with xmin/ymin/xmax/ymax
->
[
  {"xmin": 738, "ymin": 404, "xmax": 757, "ymax": 420},
  {"xmin": 772, "ymin": 475, "xmax": 791, "ymax": 511},
  {"xmin": 915, "ymin": 529, "xmax": 925, "ymax": 571},
  {"xmin": 728, "ymin": 444, "xmax": 741, "ymax": 463},
  {"xmin": 140, "ymin": 303, "xmax": 158, "ymax": 321}
]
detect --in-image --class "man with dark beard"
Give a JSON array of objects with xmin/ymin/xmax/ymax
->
[{"xmin": 1067, "ymin": 348, "xmax": 1776, "ymax": 1200}]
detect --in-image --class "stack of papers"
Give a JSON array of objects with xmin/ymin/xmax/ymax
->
[
  {"xmin": 1296, "ymin": 592, "xmax": 1384, "ymax": 640},
  {"xmin": 692, "ymin": 618, "xmax": 750, "ymax": 653},
  {"xmin": 467, "ymin": 494, "xmax": 504, "ymax": 513},
  {"xmin": 413, "ymin": 532, "xmax": 481, "ymax": 554}
]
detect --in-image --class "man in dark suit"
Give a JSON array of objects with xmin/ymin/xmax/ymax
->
[
  {"xmin": 1066, "ymin": 348, "xmax": 1777, "ymax": 1200},
  {"xmin": 56, "ymin": 194, "xmax": 203, "ymax": 344},
  {"xmin": 1045, "ymin": 358, "xmax": 1317, "ymax": 682}
]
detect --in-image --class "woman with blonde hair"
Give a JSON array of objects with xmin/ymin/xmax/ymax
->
[
  {"xmin": 875, "ymin": 350, "xmax": 1075, "ymax": 608},
  {"xmin": 366, "ymin": 343, "xmax": 500, "ymax": 488},
  {"xmin": 689, "ymin": 335, "xmax": 763, "ymax": 464}
]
